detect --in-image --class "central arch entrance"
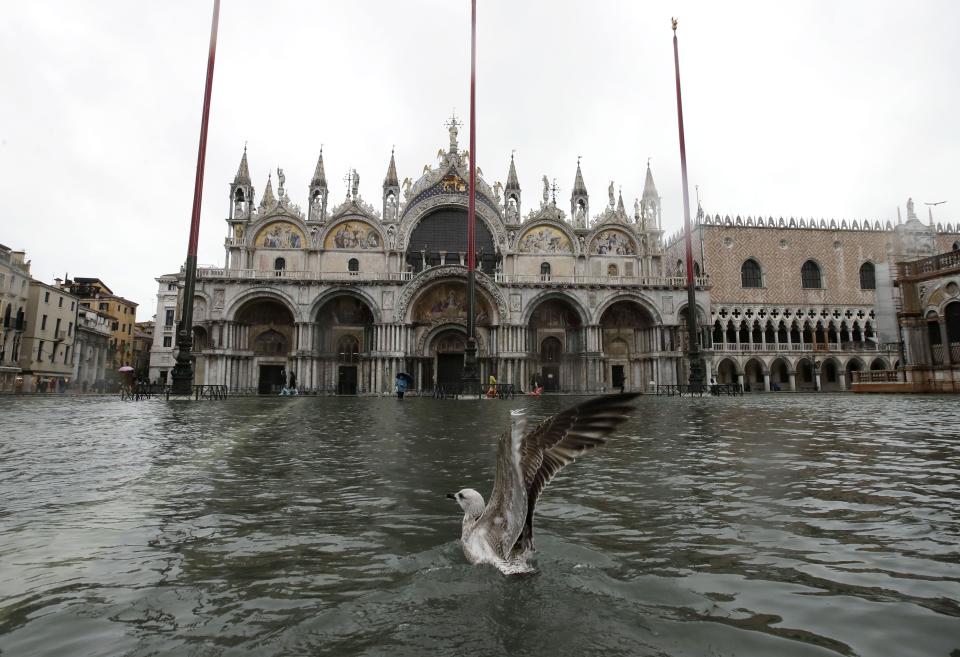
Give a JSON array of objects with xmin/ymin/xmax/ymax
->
[{"xmin": 409, "ymin": 278, "xmax": 494, "ymax": 390}]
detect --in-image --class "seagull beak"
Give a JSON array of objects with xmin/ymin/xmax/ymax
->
[{"xmin": 446, "ymin": 493, "xmax": 457, "ymax": 500}]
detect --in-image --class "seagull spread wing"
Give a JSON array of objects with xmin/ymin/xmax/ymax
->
[
  {"xmin": 510, "ymin": 393, "xmax": 640, "ymax": 557},
  {"xmin": 478, "ymin": 411, "xmax": 530, "ymax": 560}
]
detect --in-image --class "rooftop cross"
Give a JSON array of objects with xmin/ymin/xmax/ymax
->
[
  {"xmin": 343, "ymin": 167, "xmax": 353, "ymax": 198},
  {"xmin": 550, "ymin": 178, "xmax": 560, "ymax": 205}
]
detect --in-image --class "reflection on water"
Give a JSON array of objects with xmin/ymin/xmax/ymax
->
[{"xmin": 1, "ymin": 394, "xmax": 959, "ymax": 656}]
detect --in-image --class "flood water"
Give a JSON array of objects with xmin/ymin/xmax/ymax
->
[{"xmin": 1, "ymin": 394, "xmax": 959, "ymax": 656}]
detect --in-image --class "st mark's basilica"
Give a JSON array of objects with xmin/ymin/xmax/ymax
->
[{"xmin": 149, "ymin": 119, "xmax": 708, "ymax": 394}]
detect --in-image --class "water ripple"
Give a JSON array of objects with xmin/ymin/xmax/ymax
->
[{"xmin": 1, "ymin": 394, "xmax": 959, "ymax": 656}]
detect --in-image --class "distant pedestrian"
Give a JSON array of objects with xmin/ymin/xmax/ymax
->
[{"xmin": 395, "ymin": 374, "xmax": 408, "ymax": 400}]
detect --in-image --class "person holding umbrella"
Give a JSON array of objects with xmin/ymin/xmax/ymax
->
[{"xmin": 395, "ymin": 372, "xmax": 409, "ymax": 400}]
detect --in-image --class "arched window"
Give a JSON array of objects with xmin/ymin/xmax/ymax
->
[
  {"xmin": 713, "ymin": 320, "xmax": 724, "ymax": 344},
  {"xmin": 2, "ymin": 304, "xmax": 10, "ymax": 328},
  {"xmin": 801, "ymin": 260, "xmax": 822, "ymax": 289},
  {"xmin": 348, "ymin": 258, "xmax": 359, "ymax": 274},
  {"xmin": 540, "ymin": 262, "xmax": 551, "ymax": 281},
  {"xmin": 274, "ymin": 257, "xmax": 286, "ymax": 277},
  {"xmin": 740, "ymin": 259, "xmax": 762, "ymax": 288},
  {"xmin": 607, "ymin": 263, "xmax": 619, "ymax": 277},
  {"xmin": 859, "ymin": 262, "xmax": 876, "ymax": 290},
  {"xmin": 693, "ymin": 261, "xmax": 701, "ymax": 277}
]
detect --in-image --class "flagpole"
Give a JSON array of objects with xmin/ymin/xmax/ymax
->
[
  {"xmin": 672, "ymin": 18, "xmax": 705, "ymax": 388},
  {"xmin": 462, "ymin": 0, "xmax": 480, "ymax": 392},
  {"xmin": 171, "ymin": 0, "xmax": 221, "ymax": 395}
]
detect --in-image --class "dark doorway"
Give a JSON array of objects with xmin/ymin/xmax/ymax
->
[
  {"xmin": 258, "ymin": 365, "xmax": 285, "ymax": 394},
  {"xmin": 542, "ymin": 365, "xmax": 560, "ymax": 392},
  {"xmin": 437, "ymin": 353, "xmax": 464, "ymax": 386},
  {"xmin": 612, "ymin": 364, "xmax": 625, "ymax": 389},
  {"xmin": 337, "ymin": 366, "xmax": 358, "ymax": 395}
]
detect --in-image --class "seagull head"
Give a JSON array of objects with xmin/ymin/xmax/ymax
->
[{"xmin": 446, "ymin": 488, "xmax": 485, "ymax": 518}]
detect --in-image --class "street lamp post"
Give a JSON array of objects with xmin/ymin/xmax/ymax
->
[{"xmin": 170, "ymin": 0, "xmax": 221, "ymax": 395}]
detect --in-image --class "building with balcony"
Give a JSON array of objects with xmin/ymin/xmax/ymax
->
[
  {"xmin": 148, "ymin": 124, "xmax": 709, "ymax": 393},
  {"xmin": 19, "ymin": 279, "xmax": 79, "ymax": 391},
  {"xmin": 60, "ymin": 277, "xmax": 138, "ymax": 378},
  {"xmin": 0, "ymin": 244, "xmax": 31, "ymax": 391},
  {"xmin": 665, "ymin": 198, "xmax": 959, "ymax": 391},
  {"xmin": 876, "ymin": 247, "xmax": 960, "ymax": 392}
]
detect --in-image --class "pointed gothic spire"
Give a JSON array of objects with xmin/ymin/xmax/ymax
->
[
  {"xmin": 616, "ymin": 189, "xmax": 626, "ymax": 214},
  {"xmin": 234, "ymin": 145, "xmax": 251, "ymax": 184},
  {"xmin": 260, "ymin": 172, "xmax": 275, "ymax": 208},
  {"xmin": 384, "ymin": 148, "xmax": 399, "ymax": 187},
  {"xmin": 505, "ymin": 153, "xmax": 520, "ymax": 190},
  {"xmin": 642, "ymin": 160, "xmax": 658, "ymax": 200},
  {"xmin": 310, "ymin": 147, "xmax": 327, "ymax": 187},
  {"xmin": 572, "ymin": 157, "xmax": 587, "ymax": 196}
]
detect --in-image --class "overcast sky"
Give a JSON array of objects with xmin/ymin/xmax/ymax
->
[{"xmin": 1, "ymin": 1, "xmax": 957, "ymax": 320}]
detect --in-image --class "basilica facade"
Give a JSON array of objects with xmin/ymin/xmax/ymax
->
[{"xmin": 148, "ymin": 124, "xmax": 709, "ymax": 393}]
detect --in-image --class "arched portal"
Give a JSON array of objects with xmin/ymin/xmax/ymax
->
[
  {"xmin": 407, "ymin": 278, "xmax": 496, "ymax": 390},
  {"xmin": 236, "ymin": 298, "xmax": 296, "ymax": 394},
  {"xmin": 715, "ymin": 357, "xmax": 739, "ymax": 384},
  {"xmin": 744, "ymin": 357, "xmax": 765, "ymax": 392},
  {"xmin": 820, "ymin": 358, "xmax": 841, "ymax": 391},
  {"xmin": 529, "ymin": 296, "xmax": 583, "ymax": 392},
  {"xmin": 314, "ymin": 295, "xmax": 375, "ymax": 394},
  {"xmin": 600, "ymin": 300, "xmax": 656, "ymax": 392},
  {"xmin": 796, "ymin": 358, "xmax": 815, "ymax": 390},
  {"xmin": 770, "ymin": 357, "xmax": 790, "ymax": 391}
]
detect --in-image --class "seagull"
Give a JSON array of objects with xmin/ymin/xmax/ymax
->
[{"xmin": 447, "ymin": 393, "xmax": 640, "ymax": 575}]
